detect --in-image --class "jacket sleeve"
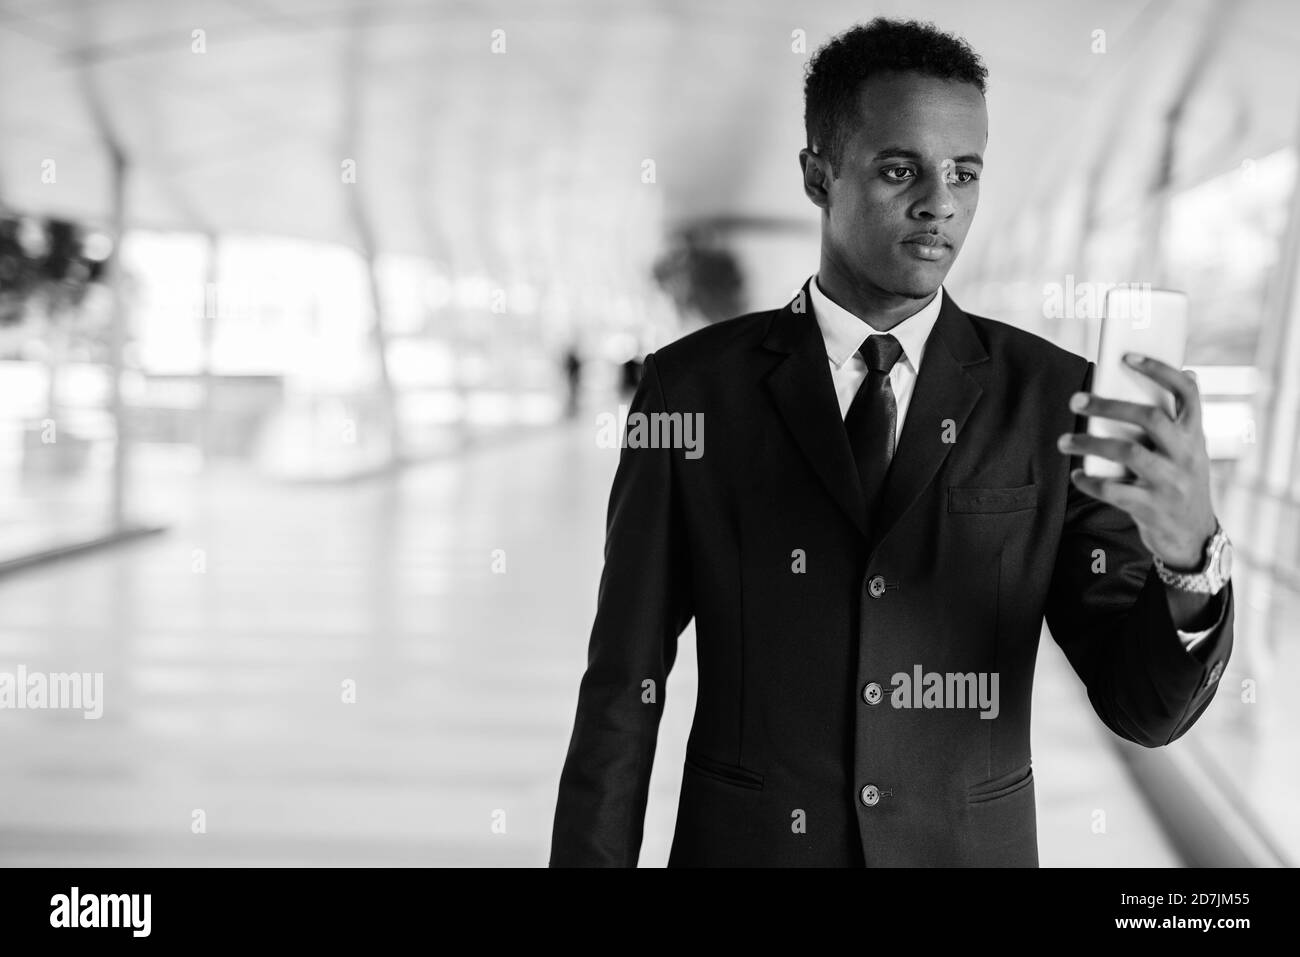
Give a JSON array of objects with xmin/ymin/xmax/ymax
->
[
  {"xmin": 1043, "ymin": 360, "xmax": 1234, "ymax": 748},
  {"xmin": 549, "ymin": 352, "xmax": 695, "ymax": 866}
]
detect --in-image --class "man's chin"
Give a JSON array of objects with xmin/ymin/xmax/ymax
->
[
  {"xmin": 886, "ymin": 260, "xmax": 951, "ymax": 299},
  {"xmin": 838, "ymin": 253, "xmax": 950, "ymax": 301},
  {"xmin": 884, "ymin": 275, "xmax": 944, "ymax": 300}
]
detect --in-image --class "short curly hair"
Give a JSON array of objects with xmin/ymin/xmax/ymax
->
[{"xmin": 804, "ymin": 18, "xmax": 988, "ymax": 177}]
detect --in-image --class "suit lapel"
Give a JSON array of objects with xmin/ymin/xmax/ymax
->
[
  {"xmin": 763, "ymin": 279, "xmax": 869, "ymax": 538},
  {"xmin": 870, "ymin": 290, "xmax": 988, "ymax": 550},
  {"xmin": 761, "ymin": 279, "xmax": 989, "ymax": 548}
]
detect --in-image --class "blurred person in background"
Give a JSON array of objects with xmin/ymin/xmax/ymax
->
[
  {"xmin": 618, "ymin": 353, "xmax": 643, "ymax": 399},
  {"xmin": 562, "ymin": 342, "xmax": 583, "ymax": 419}
]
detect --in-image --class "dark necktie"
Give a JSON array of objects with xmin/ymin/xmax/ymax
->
[{"xmin": 844, "ymin": 333, "xmax": 904, "ymax": 523}]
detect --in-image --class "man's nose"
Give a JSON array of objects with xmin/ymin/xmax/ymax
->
[{"xmin": 912, "ymin": 173, "xmax": 957, "ymax": 220}]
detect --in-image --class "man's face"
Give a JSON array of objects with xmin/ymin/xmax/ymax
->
[{"xmin": 802, "ymin": 71, "xmax": 988, "ymax": 299}]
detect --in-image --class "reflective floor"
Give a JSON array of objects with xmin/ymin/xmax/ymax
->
[{"xmin": 2, "ymin": 419, "xmax": 1255, "ymax": 867}]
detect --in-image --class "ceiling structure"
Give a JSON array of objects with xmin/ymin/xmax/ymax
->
[{"xmin": 2, "ymin": 0, "xmax": 1299, "ymax": 307}]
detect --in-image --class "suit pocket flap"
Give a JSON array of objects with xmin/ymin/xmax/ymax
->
[
  {"xmin": 967, "ymin": 761, "xmax": 1034, "ymax": 803},
  {"xmin": 684, "ymin": 751, "xmax": 764, "ymax": 790},
  {"xmin": 949, "ymin": 483, "xmax": 1038, "ymax": 513}
]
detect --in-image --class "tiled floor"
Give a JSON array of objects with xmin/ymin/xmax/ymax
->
[{"xmin": 0, "ymin": 420, "xmax": 1187, "ymax": 866}]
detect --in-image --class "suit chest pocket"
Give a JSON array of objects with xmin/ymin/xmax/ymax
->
[{"xmin": 948, "ymin": 483, "xmax": 1038, "ymax": 514}]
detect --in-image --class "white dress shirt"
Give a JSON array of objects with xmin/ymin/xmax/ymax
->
[
  {"xmin": 805, "ymin": 273, "xmax": 1221, "ymax": 654},
  {"xmin": 808, "ymin": 274, "xmax": 942, "ymax": 426}
]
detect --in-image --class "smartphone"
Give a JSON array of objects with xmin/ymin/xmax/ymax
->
[{"xmin": 1083, "ymin": 287, "xmax": 1189, "ymax": 479}]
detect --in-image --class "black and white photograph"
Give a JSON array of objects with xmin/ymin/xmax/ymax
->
[{"xmin": 0, "ymin": 0, "xmax": 1294, "ymax": 930}]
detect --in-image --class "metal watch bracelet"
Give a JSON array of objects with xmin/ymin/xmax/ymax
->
[{"xmin": 1152, "ymin": 521, "xmax": 1231, "ymax": 594}]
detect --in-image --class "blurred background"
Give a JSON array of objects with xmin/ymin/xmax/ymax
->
[{"xmin": 0, "ymin": 0, "xmax": 1295, "ymax": 867}]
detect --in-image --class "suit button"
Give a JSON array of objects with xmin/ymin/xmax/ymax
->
[
  {"xmin": 860, "ymin": 784, "xmax": 880, "ymax": 807},
  {"xmin": 862, "ymin": 682, "xmax": 883, "ymax": 705},
  {"xmin": 867, "ymin": 575, "xmax": 886, "ymax": 598}
]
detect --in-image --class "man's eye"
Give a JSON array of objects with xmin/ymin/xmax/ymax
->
[
  {"xmin": 882, "ymin": 167, "xmax": 915, "ymax": 181},
  {"xmin": 955, "ymin": 169, "xmax": 979, "ymax": 184}
]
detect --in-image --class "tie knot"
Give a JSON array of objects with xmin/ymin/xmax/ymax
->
[{"xmin": 860, "ymin": 333, "xmax": 903, "ymax": 373}]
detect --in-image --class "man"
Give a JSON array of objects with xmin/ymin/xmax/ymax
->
[{"xmin": 550, "ymin": 18, "xmax": 1233, "ymax": 867}]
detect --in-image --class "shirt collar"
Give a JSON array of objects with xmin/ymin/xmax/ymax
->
[{"xmin": 808, "ymin": 274, "xmax": 944, "ymax": 373}]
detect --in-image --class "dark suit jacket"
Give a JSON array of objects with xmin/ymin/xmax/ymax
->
[{"xmin": 550, "ymin": 279, "xmax": 1234, "ymax": 867}]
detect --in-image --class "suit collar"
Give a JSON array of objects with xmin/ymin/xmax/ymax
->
[
  {"xmin": 761, "ymin": 277, "xmax": 987, "ymax": 366},
  {"xmin": 762, "ymin": 277, "xmax": 988, "ymax": 548},
  {"xmin": 808, "ymin": 275, "xmax": 945, "ymax": 375}
]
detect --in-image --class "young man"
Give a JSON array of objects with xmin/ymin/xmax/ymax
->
[{"xmin": 551, "ymin": 18, "xmax": 1233, "ymax": 867}]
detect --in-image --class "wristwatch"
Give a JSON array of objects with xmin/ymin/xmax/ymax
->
[{"xmin": 1152, "ymin": 520, "xmax": 1233, "ymax": 594}]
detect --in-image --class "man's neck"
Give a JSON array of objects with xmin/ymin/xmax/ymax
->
[{"xmin": 816, "ymin": 259, "xmax": 939, "ymax": 333}]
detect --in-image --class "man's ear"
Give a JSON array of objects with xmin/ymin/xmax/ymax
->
[{"xmin": 799, "ymin": 148, "xmax": 831, "ymax": 210}]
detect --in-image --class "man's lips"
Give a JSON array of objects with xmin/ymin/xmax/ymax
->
[
  {"xmin": 900, "ymin": 232, "xmax": 953, "ymax": 261},
  {"xmin": 900, "ymin": 233, "xmax": 952, "ymax": 247}
]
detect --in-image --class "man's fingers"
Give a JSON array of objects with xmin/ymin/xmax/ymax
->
[
  {"xmin": 1069, "ymin": 392, "xmax": 1179, "ymax": 456},
  {"xmin": 1124, "ymin": 353, "xmax": 1201, "ymax": 429},
  {"xmin": 1069, "ymin": 468, "xmax": 1157, "ymax": 520},
  {"xmin": 1058, "ymin": 433, "xmax": 1180, "ymax": 487}
]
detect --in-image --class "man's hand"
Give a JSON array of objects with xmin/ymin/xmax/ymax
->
[{"xmin": 1056, "ymin": 352, "xmax": 1217, "ymax": 570}]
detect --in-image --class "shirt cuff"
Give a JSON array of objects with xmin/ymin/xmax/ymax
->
[{"xmin": 1175, "ymin": 588, "xmax": 1229, "ymax": 653}]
